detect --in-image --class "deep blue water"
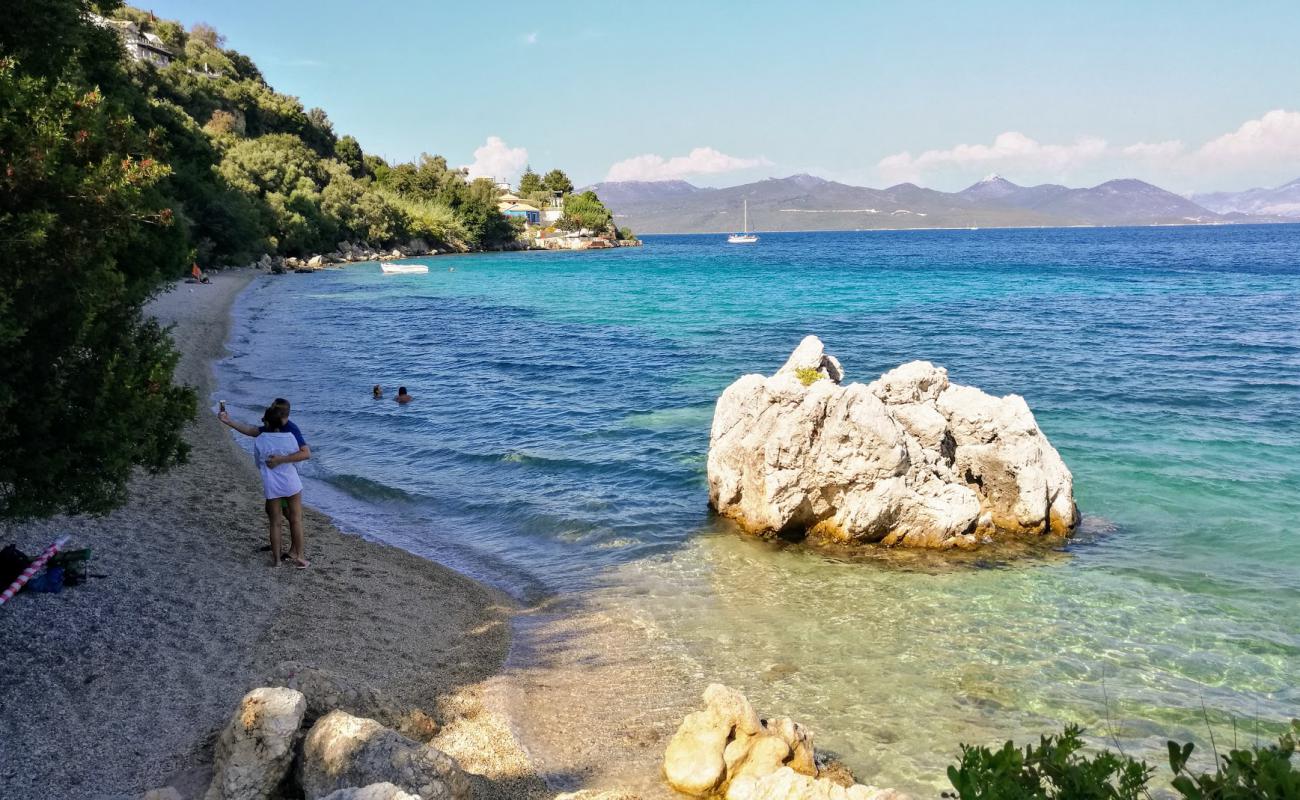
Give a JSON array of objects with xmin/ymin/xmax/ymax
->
[{"xmin": 217, "ymin": 225, "xmax": 1300, "ymax": 792}]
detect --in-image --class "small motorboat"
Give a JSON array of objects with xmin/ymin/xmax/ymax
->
[{"xmin": 380, "ymin": 263, "xmax": 429, "ymax": 275}]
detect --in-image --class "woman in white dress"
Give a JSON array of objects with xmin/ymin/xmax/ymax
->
[{"xmin": 219, "ymin": 401, "xmax": 312, "ymax": 568}]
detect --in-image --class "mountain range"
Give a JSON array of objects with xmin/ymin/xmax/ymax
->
[
  {"xmin": 1191, "ymin": 177, "xmax": 1300, "ymax": 218},
  {"xmin": 585, "ymin": 174, "xmax": 1299, "ymax": 234}
]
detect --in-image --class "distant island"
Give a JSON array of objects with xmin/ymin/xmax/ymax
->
[{"xmin": 588, "ymin": 173, "xmax": 1300, "ymax": 234}]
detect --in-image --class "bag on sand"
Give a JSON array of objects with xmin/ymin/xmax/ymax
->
[{"xmin": 1, "ymin": 544, "xmax": 32, "ymax": 587}]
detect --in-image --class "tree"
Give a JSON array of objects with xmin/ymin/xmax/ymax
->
[
  {"xmin": 558, "ymin": 190, "xmax": 613, "ymax": 233},
  {"xmin": 541, "ymin": 168, "xmax": 573, "ymax": 195},
  {"xmin": 335, "ymin": 134, "xmax": 364, "ymax": 178},
  {"xmin": 518, "ymin": 166, "xmax": 541, "ymax": 195},
  {"xmin": 0, "ymin": 0, "xmax": 196, "ymax": 520}
]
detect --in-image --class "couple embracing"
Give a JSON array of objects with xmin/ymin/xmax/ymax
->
[{"xmin": 219, "ymin": 398, "xmax": 311, "ymax": 569}]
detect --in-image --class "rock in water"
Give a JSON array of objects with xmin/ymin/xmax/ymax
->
[
  {"xmin": 299, "ymin": 710, "xmax": 469, "ymax": 800},
  {"xmin": 664, "ymin": 685, "xmax": 904, "ymax": 799},
  {"xmin": 707, "ymin": 336, "xmax": 1078, "ymax": 549},
  {"xmin": 204, "ymin": 687, "xmax": 307, "ymax": 800}
]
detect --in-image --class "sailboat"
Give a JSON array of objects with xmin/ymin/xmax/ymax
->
[{"xmin": 727, "ymin": 199, "xmax": 759, "ymax": 244}]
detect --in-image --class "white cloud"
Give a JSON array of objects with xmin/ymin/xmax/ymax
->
[
  {"xmin": 605, "ymin": 146, "xmax": 771, "ymax": 182},
  {"xmin": 523, "ymin": 31, "xmax": 538, "ymax": 45},
  {"xmin": 876, "ymin": 110, "xmax": 1300, "ymax": 189},
  {"xmin": 1196, "ymin": 109, "xmax": 1300, "ymax": 166},
  {"xmin": 878, "ymin": 132, "xmax": 1107, "ymax": 184},
  {"xmin": 463, "ymin": 136, "xmax": 528, "ymax": 183}
]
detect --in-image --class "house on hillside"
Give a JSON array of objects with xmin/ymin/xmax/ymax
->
[
  {"xmin": 498, "ymin": 201, "xmax": 541, "ymax": 225},
  {"xmin": 91, "ymin": 15, "xmax": 175, "ymax": 67},
  {"xmin": 541, "ymin": 191, "xmax": 565, "ymax": 224}
]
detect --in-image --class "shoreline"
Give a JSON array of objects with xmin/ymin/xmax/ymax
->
[{"xmin": 0, "ymin": 271, "xmax": 554, "ymax": 799}]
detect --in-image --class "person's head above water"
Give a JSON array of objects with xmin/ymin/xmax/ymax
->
[
  {"xmin": 273, "ymin": 397, "xmax": 290, "ymax": 415},
  {"xmin": 398, "ymin": 386, "xmax": 407, "ymax": 394},
  {"xmin": 372, "ymin": 384, "xmax": 382, "ymax": 397}
]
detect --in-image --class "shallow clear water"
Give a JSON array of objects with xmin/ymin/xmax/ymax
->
[{"xmin": 217, "ymin": 226, "xmax": 1300, "ymax": 794}]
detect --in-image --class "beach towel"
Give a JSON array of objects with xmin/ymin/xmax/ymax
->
[{"xmin": 253, "ymin": 431, "xmax": 303, "ymax": 500}]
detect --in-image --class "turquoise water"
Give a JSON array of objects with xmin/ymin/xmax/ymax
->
[{"xmin": 218, "ymin": 226, "xmax": 1300, "ymax": 794}]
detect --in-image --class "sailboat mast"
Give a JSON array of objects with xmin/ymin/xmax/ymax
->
[{"xmin": 743, "ymin": 199, "xmax": 748, "ymax": 233}]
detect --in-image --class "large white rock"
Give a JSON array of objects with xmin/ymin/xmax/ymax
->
[
  {"xmin": 299, "ymin": 710, "xmax": 468, "ymax": 800},
  {"xmin": 707, "ymin": 336, "xmax": 1078, "ymax": 549},
  {"xmin": 204, "ymin": 687, "xmax": 307, "ymax": 800},
  {"xmin": 319, "ymin": 784, "xmax": 422, "ymax": 800}
]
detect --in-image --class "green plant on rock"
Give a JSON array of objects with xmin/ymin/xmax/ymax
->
[{"xmin": 795, "ymin": 366, "xmax": 824, "ymax": 386}]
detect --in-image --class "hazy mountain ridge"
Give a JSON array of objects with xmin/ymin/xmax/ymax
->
[
  {"xmin": 587, "ymin": 174, "xmax": 1292, "ymax": 233},
  {"xmin": 1191, "ymin": 177, "xmax": 1300, "ymax": 217}
]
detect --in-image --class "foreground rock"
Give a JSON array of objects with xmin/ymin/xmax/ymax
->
[
  {"xmin": 267, "ymin": 661, "xmax": 438, "ymax": 741},
  {"xmin": 320, "ymin": 784, "xmax": 421, "ymax": 800},
  {"xmin": 204, "ymin": 687, "xmax": 307, "ymax": 800},
  {"xmin": 707, "ymin": 336, "xmax": 1078, "ymax": 549},
  {"xmin": 663, "ymin": 684, "xmax": 895, "ymax": 799},
  {"xmin": 728, "ymin": 768, "xmax": 903, "ymax": 800},
  {"xmin": 300, "ymin": 710, "xmax": 469, "ymax": 800}
]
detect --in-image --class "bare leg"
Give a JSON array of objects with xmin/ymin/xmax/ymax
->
[
  {"xmin": 265, "ymin": 498, "xmax": 283, "ymax": 567},
  {"xmin": 285, "ymin": 492, "xmax": 308, "ymax": 568}
]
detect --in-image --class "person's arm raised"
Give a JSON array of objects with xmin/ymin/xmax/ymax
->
[{"xmin": 217, "ymin": 410, "xmax": 261, "ymax": 437}]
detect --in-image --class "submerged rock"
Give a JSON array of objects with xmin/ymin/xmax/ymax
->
[
  {"xmin": 707, "ymin": 336, "xmax": 1078, "ymax": 549},
  {"xmin": 204, "ymin": 687, "xmax": 307, "ymax": 800},
  {"xmin": 663, "ymin": 685, "xmax": 904, "ymax": 799}
]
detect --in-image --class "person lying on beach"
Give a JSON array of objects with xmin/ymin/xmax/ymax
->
[
  {"xmin": 218, "ymin": 401, "xmax": 311, "ymax": 568},
  {"xmin": 395, "ymin": 386, "xmax": 413, "ymax": 404},
  {"xmin": 372, "ymin": 384, "xmax": 383, "ymax": 399}
]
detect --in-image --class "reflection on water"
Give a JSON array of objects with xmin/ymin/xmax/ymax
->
[{"xmin": 217, "ymin": 226, "xmax": 1300, "ymax": 795}]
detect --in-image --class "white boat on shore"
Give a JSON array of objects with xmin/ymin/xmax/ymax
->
[
  {"xmin": 727, "ymin": 200, "xmax": 759, "ymax": 244},
  {"xmin": 380, "ymin": 263, "xmax": 429, "ymax": 275}
]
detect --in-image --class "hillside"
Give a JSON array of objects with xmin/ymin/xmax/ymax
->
[{"xmin": 587, "ymin": 174, "xmax": 1250, "ymax": 234}]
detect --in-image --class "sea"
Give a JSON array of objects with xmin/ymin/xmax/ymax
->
[{"xmin": 216, "ymin": 225, "xmax": 1300, "ymax": 795}]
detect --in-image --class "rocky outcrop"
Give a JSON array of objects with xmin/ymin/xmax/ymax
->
[
  {"xmin": 663, "ymin": 685, "xmax": 903, "ymax": 799},
  {"xmin": 728, "ymin": 768, "xmax": 904, "ymax": 800},
  {"xmin": 707, "ymin": 336, "xmax": 1078, "ymax": 549},
  {"xmin": 299, "ymin": 710, "xmax": 469, "ymax": 800},
  {"xmin": 204, "ymin": 687, "xmax": 307, "ymax": 800}
]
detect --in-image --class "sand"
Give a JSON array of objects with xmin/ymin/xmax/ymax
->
[{"xmin": 0, "ymin": 271, "xmax": 555, "ymax": 800}]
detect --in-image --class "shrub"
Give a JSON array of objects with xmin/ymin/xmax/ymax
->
[
  {"xmin": 944, "ymin": 721, "xmax": 1300, "ymax": 800},
  {"xmin": 795, "ymin": 366, "xmax": 824, "ymax": 386}
]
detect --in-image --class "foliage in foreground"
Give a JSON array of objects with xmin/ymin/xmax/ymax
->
[
  {"xmin": 0, "ymin": 0, "xmax": 195, "ymax": 520},
  {"xmin": 944, "ymin": 721, "xmax": 1300, "ymax": 800}
]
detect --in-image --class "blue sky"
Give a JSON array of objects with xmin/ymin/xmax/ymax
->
[{"xmin": 145, "ymin": 0, "xmax": 1300, "ymax": 192}]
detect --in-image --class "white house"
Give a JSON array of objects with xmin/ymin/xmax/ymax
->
[{"xmin": 90, "ymin": 15, "xmax": 175, "ymax": 67}]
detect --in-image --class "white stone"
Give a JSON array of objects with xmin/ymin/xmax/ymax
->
[
  {"xmin": 319, "ymin": 784, "xmax": 421, "ymax": 800},
  {"xmin": 707, "ymin": 338, "xmax": 1078, "ymax": 549},
  {"xmin": 204, "ymin": 687, "xmax": 307, "ymax": 800},
  {"xmin": 299, "ymin": 710, "xmax": 468, "ymax": 800},
  {"xmin": 727, "ymin": 767, "xmax": 906, "ymax": 800}
]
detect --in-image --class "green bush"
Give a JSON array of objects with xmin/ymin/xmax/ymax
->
[{"xmin": 944, "ymin": 721, "xmax": 1300, "ymax": 800}]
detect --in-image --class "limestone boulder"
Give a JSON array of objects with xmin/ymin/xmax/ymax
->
[
  {"xmin": 727, "ymin": 767, "xmax": 905, "ymax": 800},
  {"xmin": 707, "ymin": 336, "xmax": 1078, "ymax": 549},
  {"xmin": 204, "ymin": 687, "xmax": 307, "ymax": 800},
  {"xmin": 308, "ymin": 255, "xmax": 325, "ymax": 268},
  {"xmin": 663, "ymin": 685, "xmax": 818, "ymax": 797},
  {"xmin": 319, "ymin": 784, "xmax": 421, "ymax": 800},
  {"xmin": 299, "ymin": 710, "xmax": 469, "ymax": 800}
]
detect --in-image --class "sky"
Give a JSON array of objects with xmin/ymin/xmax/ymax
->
[{"xmin": 143, "ymin": 0, "xmax": 1300, "ymax": 193}]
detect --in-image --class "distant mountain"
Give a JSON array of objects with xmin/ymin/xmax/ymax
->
[
  {"xmin": 587, "ymin": 173, "xmax": 1251, "ymax": 234},
  {"xmin": 1192, "ymin": 177, "xmax": 1300, "ymax": 217}
]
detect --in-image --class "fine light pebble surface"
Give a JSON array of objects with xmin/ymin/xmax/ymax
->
[{"xmin": 0, "ymin": 271, "xmax": 554, "ymax": 800}]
